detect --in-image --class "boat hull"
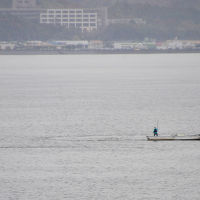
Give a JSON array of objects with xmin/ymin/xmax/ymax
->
[{"xmin": 147, "ymin": 135, "xmax": 200, "ymax": 141}]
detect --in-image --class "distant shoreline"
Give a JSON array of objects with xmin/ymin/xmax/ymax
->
[{"xmin": 0, "ymin": 49, "xmax": 200, "ymax": 55}]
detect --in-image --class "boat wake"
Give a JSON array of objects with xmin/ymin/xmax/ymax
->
[{"xmin": 0, "ymin": 135, "xmax": 145, "ymax": 149}]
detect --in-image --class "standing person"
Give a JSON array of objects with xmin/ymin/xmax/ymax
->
[{"xmin": 153, "ymin": 127, "xmax": 158, "ymax": 136}]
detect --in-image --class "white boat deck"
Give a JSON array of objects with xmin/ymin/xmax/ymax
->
[{"xmin": 147, "ymin": 134, "xmax": 200, "ymax": 141}]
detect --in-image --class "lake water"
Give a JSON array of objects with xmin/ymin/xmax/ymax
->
[{"xmin": 0, "ymin": 54, "xmax": 200, "ymax": 200}]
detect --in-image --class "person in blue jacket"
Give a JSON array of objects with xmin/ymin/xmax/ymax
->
[{"xmin": 153, "ymin": 127, "xmax": 158, "ymax": 136}]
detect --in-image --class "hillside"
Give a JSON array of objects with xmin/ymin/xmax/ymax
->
[
  {"xmin": 38, "ymin": 0, "xmax": 200, "ymax": 40},
  {"xmin": 0, "ymin": 0, "xmax": 12, "ymax": 8},
  {"xmin": 38, "ymin": 0, "xmax": 200, "ymax": 10},
  {"xmin": 0, "ymin": 0, "xmax": 200, "ymax": 41}
]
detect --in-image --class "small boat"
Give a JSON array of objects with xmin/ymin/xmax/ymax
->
[{"xmin": 147, "ymin": 134, "xmax": 200, "ymax": 141}]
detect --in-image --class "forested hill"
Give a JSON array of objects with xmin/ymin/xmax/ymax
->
[
  {"xmin": 0, "ymin": 0, "xmax": 200, "ymax": 41},
  {"xmin": 1, "ymin": 0, "xmax": 200, "ymax": 11},
  {"xmin": 37, "ymin": 0, "xmax": 200, "ymax": 10}
]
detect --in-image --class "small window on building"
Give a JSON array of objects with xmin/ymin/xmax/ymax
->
[
  {"xmin": 90, "ymin": 14, "xmax": 96, "ymax": 18},
  {"xmin": 76, "ymin": 10, "xmax": 82, "ymax": 13}
]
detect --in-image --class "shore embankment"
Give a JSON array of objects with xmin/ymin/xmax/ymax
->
[{"xmin": 0, "ymin": 49, "xmax": 200, "ymax": 55}]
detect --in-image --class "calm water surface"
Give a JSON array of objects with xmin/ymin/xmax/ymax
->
[{"xmin": 0, "ymin": 54, "xmax": 200, "ymax": 200}]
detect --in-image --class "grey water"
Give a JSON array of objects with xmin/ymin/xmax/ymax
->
[{"xmin": 0, "ymin": 54, "xmax": 200, "ymax": 200}]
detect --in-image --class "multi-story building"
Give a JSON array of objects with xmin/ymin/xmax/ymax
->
[
  {"xmin": 40, "ymin": 8, "xmax": 101, "ymax": 32},
  {"xmin": 12, "ymin": 0, "xmax": 37, "ymax": 9},
  {"xmin": 0, "ymin": 1, "xmax": 107, "ymax": 32}
]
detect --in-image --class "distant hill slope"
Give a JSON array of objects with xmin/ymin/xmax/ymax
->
[
  {"xmin": 0, "ymin": 0, "xmax": 200, "ymax": 10},
  {"xmin": 0, "ymin": 0, "xmax": 200, "ymax": 41},
  {"xmin": 38, "ymin": 0, "xmax": 200, "ymax": 9},
  {"xmin": 0, "ymin": 0, "xmax": 12, "ymax": 8}
]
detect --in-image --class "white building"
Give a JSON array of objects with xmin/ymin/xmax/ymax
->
[
  {"xmin": 40, "ymin": 9, "xmax": 98, "ymax": 32},
  {"xmin": 0, "ymin": 42, "xmax": 15, "ymax": 50},
  {"xmin": 113, "ymin": 42, "xmax": 135, "ymax": 49},
  {"xmin": 88, "ymin": 40, "xmax": 104, "ymax": 49},
  {"xmin": 156, "ymin": 40, "xmax": 196, "ymax": 50},
  {"xmin": 113, "ymin": 42, "xmax": 147, "ymax": 50}
]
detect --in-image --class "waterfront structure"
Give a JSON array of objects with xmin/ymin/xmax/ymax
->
[
  {"xmin": 113, "ymin": 42, "xmax": 136, "ymax": 50},
  {"xmin": 49, "ymin": 41, "xmax": 89, "ymax": 49},
  {"xmin": 12, "ymin": 0, "xmax": 37, "ymax": 9},
  {"xmin": 88, "ymin": 40, "xmax": 104, "ymax": 49},
  {"xmin": 113, "ymin": 42, "xmax": 148, "ymax": 50},
  {"xmin": 0, "ymin": 42, "xmax": 15, "ymax": 50},
  {"xmin": 156, "ymin": 40, "xmax": 196, "ymax": 50},
  {"xmin": 40, "ymin": 8, "xmax": 102, "ymax": 32}
]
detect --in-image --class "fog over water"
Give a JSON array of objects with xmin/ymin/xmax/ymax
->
[{"xmin": 0, "ymin": 54, "xmax": 200, "ymax": 200}]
